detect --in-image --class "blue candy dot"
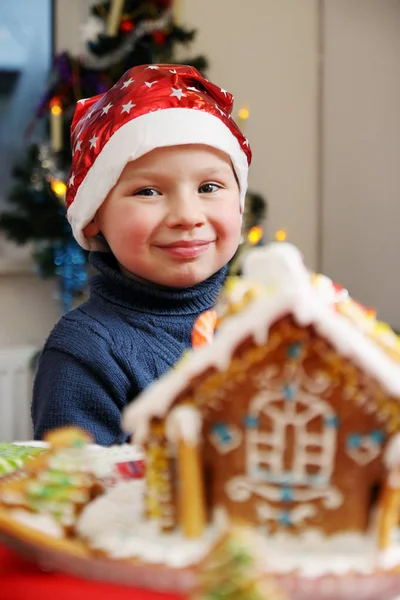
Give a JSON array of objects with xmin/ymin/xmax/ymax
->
[
  {"xmin": 278, "ymin": 511, "xmax": 292, "ymax": 526},
  {"xmin": 287, "ymin": 342, "xmax": 302, "ymax": 359},
  {"xmin": 283, "ymin": 384, "xmax": 296, "ymax": 401}
]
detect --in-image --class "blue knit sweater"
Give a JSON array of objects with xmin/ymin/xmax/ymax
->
[{"xmin": 32, "ymin": 252, "xmax": 227, "ymax": 445}]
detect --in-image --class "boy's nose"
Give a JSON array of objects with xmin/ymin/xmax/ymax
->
[{"xmin": 166, "ymin": 192, "xmax": 206, "ymax": 229}]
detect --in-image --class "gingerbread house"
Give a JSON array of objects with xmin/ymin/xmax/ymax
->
[{"xmin": 122, "ymin": 243, "xmax": 400, "ymax": 572}]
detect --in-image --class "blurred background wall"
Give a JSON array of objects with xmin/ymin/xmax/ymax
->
[{"xmin": 321, "ymin": 0, "xmax": 400, "ymax": 331}]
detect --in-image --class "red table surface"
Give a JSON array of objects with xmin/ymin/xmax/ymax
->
[{"xmin": 0, "ymin": 544, "xmax": 184, "ymax": 600}]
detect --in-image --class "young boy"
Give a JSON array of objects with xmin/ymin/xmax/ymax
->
[{"xmin": 32, "ymin": 64, "xmax": 252, "ymax": 445}]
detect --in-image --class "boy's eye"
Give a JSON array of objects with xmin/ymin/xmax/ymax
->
[
  {"xmin": 134, "ymin": 188, "xmax": 160, "ymax": 197},
  {"xmin": 199, "ymin": 183, "xmax": 220, "ymax": 194}
]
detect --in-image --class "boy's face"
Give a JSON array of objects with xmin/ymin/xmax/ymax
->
[{"xmin": 86, "ymin": 144, "xmax": 242, "ymax": 288}]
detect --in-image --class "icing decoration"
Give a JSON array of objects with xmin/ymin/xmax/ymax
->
[
  {"xmin": 225, "ymin": 474, "xmax": 343, "ymax": 509},
  {"xmin": 123, "ymin": 242, "xmax": 400, "ymax": 442},
  {"xmin": 0, "ymin": 444, "xmax": 46, "ymax": 477},
  {"xmin": 216, "ymin": 356, "xmax": 343, "ymax": 513},
  {"xmin": 256, "ymin": 502, "xmax": 317, "ymax": 527},
  {"xmin": 214, "ymin": 276, "xmax": 267, "ymax": 324},
  {"xmin": 88, "ymin": 443, "xmax": 144, "ymax": 483},
  {"xmin": 244, "ymin": 365, "xmax": 338, "ymax": 489},
  {"xmin": 0, "ymin": 431, "xmax": 145, "ymax": 533},
  {"xmin": 195, "ymin": 526, "xmax": 285, "ymax": 600},
  {"xmin": 346, "ymin": 431, "xmax": 385, "ymax": 466},
  {"xmin": 250, "ymin": 528, "xmax": 400, "ymax": 577},
  {"xmin": 0, "ymin": 467, "xmax": 96, "ymax": 528},
  {"xmin": 192, "ymin": 310, "xmax": 218, "ymax": 348},
  {"xmin": 77, "ymin": 480, "xmax": 221, "ymax": 567},
  {"xmin": 325, "ymin": 415, "xmax": 339, "ymax": 429},
  {"xmin": 280, "ymin": 485, "xmax": 294, "ymax": 503},
  {"xmin": 209, "ymin": 422, "xmax": 242, "ymax": 455},
  {"xmin": 10, "ymin": 509, "xmax": 64, "ymax": 538},
  {"xmin": 115, "ymin": 459, "xmax": 145, "ymax": 480},
  {"xmin": 287, "ymin": 341, "xmax": 303, "ymax": 360},
  {"xmin": 384, "ymin": 432, "xmax": 400, "ymax": 469},
  {"xmin": 243, "ymin": 415, "xmax": 259, "ymax": 429},
  {"xmin": 282, "ymin": 383, "xmax": 296, "ymax": 400},
  {"xmin": 165, "ymin": 405, "xmax": 202, "ymax": 446}
]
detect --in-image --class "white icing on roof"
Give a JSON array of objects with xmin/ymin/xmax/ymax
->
[{"xmin": 123, "ymin": 243, "xmax": 400, "ymax": 443}]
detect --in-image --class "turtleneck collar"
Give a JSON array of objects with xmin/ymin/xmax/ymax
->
[{"xmin": 89, "ymin": 252, "xmax": 228, "ymax": 316}]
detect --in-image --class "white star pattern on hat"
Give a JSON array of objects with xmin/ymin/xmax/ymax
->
[
  {"xmin": 243, "ymin": 139, "xmax": 249, "ymax": 146},
  {"xmin": 77, "ymin": 98, "xmax": 87, "ymax": 105},
  {"xmin": 220, "ymin": 88, "xmax": 228, "ymax": 96},
  {"xmin": 122, "ymin": 77, "xmax": 135, "ymax": 88},
  {"xmin": 146, "ymin": 65, "xmax": 159, "ymax": 70},
  {"xmin": 187, "ymin": 86, "xmax": 198, "ymax": 92},
  {"xmin": 215, "ymin": 105, "xmax": 225, "ymax": 116},
  {"xmin": 75, "ymin": 140, "xmax": 82, "ymax": 152},
  {"xmin": 68, "ymin": 173, "xmax": 75, "ymax": 186},
  {"xmin": 145, "ymin": 81, "xmax": 157, "ymax": 88},
  {"xmin": 121, "ymin": 100, "xmax": 136, "ymax": 114},
  {"xmin": 102, "ymin": 102, "xmax": 113, "ymax": 114},
  {"xmin": 170, "ymin": 87, "xmax": 186, "ymax": 100},
  {"xmin": 169, "ymin": 69, "xmax": 177, "ymax": 74},
  {"xmin": 89, "ymin": 135, "xmax": 99, "ymax": 149},
  {"xmin": 85, "ymin": 110, "xmax": 94, "ymax": 121}
]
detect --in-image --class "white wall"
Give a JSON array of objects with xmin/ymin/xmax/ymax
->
[
  {"xmin": 322, "ymin": 0, "xmax": 400, "ymax": 329},
  {"xmin": 55, "ymin": 0, "xmax": 93, "ymax": 55},
  {"xmin": 0, "ymin": 269, "xmax": 59, "ymax": 347}
]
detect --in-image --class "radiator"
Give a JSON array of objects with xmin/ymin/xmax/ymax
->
[{"xmin": 0, "ymin": 346, "xmax": 38, "ymax": 442}]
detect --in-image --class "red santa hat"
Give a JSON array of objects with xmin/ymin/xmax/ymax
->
[{"xmin": 66, "ymin": 64, "xmax": 252, "ymax": 250}]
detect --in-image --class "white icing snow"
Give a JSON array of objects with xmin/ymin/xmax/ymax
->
[
  {"xmin": 384, "ymin": 433, "xmax": 400, "ymax": 469},
  {"xmin": 45, "ymin": 444, "xmax": 143, "ymax": 478},
  {"xmin": 379, "ymin": 543, "xmax": 400, "ymax": 571},
  {"xmin": 77, "ymin": 480, "xmax": 219, "ymax": 567},
  {"xmin": 10, "ymin": 509, "xmax": 64, "ymax": 538},
  {"xmin": 86, "ymin": 444, "xmax": 143, "ymax": 478},
  {"xmin": 123, "ymin": 243, "xmax": 400, "ymax": 444},
  {"xmin": 78, "ymin": 484, "xmax": 400, "ymax": 576},
  {"xmin": 261, "ymin": 529, "xmax": 400, "ymax": 577},
  {"xmin": 165, "ymin": 405, "xmax": 202, "ymax": 445}
]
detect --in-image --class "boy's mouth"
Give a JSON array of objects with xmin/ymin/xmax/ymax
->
[{"xmin": 155, "ymin": 240, "xmax": 214, "ymax": 259}]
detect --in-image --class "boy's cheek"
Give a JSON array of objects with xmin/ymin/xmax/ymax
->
[{"xmin": 219, "ymin": 211, "xmax": 242, "ymax": 238}]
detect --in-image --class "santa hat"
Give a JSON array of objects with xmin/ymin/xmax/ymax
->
[{"xmin": 66, "ymin": 64, "xmax": 252, "ymax": 250}]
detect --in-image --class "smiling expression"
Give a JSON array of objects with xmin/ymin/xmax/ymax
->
[{"xmin": 84, "ymin": 144, "xmax": 242, "ymax": 288}]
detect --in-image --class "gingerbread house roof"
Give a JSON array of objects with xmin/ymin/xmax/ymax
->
[{"xmin": 123, "ymin": 243, "xmax": 400, "ymax": 445}]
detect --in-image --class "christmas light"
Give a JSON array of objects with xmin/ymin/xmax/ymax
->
[
  {"xmin": 238, "ymin": 106, "xmax": 250, "ymax": 120},
  {"xmin": 49, "ymin": 97, "xmax": 63, "ymax": 152},
  {"xmin": 173, "ymin": 0, "xmax": 184, "ymax": 25},
  {"xmin": 237, "ymin": 105, "xmax": 250, "ymax": 134},
  {"xmin": 50, "ymin": 178, "xmax": 67, "ymax": 200},
  {"xmin": 120, "ymin": 20, "xmax": 134, "ymax": 33},
  {"xmin": 275, "ymin": 229, "xmax": 287, "ymax": 242},
  {"xmin": 247, "ymin": 226, "xmax": 263, "ymax": 245},
  {"xmin": 107, "ymin": 0, "xmax": 125, "ymax": 37}
]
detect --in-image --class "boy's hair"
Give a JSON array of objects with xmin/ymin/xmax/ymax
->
[{"xmin": 66, "ymin": 64, "xmax": 252, "ymax": 251}]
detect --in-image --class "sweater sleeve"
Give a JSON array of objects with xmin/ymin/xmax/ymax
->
[{"xmin": 32, "ymin": 348, "xmax": 131, "ymax": 446}]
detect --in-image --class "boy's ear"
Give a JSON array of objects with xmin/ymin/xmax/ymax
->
[{"xmin": 82, "ymin": 219, "xmax": 100, "ymax": 237}]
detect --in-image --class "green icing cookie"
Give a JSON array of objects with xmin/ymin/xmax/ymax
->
[{"xmin": 0, "ymin": 444, "xmax": 45, "ymax": 476}]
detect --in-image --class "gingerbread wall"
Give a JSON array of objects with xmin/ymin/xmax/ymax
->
[{"xmin": 170, "ymin": 316, "xmax": 398, "ymax": 536}]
